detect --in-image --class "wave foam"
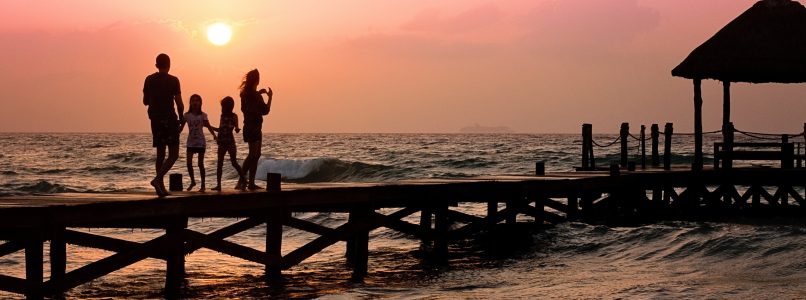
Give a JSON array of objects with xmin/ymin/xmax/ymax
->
[{"xmin": 255, "ymin": 157, "xmax": 399, "ymax": 182}]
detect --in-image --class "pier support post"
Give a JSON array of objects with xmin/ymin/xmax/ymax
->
[
  {"xmin": 50, "ymin": 226, "xmax": 66, "ymax": 296},
  {"xmin": 419, "ymin": 207, "xmax": 432, "ymax": 247},
  {"xmin": 266, "ymin": 210, "xmax": 286, "ymax": 281},
  {"xmin": 620, "ymin": 123, "xmax": 629, "ymax": 168},
  {"xmin": 433, "ymin": 205, "xmax": 449, "ymax": 261},
  {"xmin": 651, "ymin": 124, "xmax": 660, "ymax": 167},
  {"xmin": 505, "ymin": 200, "xmax": 517, "ymax": 224},
  {"xmin": 534, "ymin": 195, "xmax": 545, "ymax": 225},
  {"xmin": 567, "ymin": 193, "xmax": 579, "ymax": 220},
  {"xmin": 165, "ymin": 217, "xmax": 187, "ymax": 298},
  {"xmin": 349, "ymin": 207, "xmax": 372, "ymax": 280},
  {"xmin": 25, "ymin": 230, "xmax": 43, "ymax": 300},
  {"xmin": 664, "ymin": 123, "xmax": 673, "ymax": 170}
]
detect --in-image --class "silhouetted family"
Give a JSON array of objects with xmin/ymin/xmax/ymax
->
[{"xmin": 142, "ymin": 53, "xmax": 273, "ymax": 197}]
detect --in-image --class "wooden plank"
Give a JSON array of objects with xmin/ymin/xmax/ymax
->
[
  {"xmin": 285, "ymin": 217, "xmax": 339, "ymax": 237},
  {"xmin": 543, "ymin": 198, "xmax": 568, "ymax": 214},
  {"xmin": 183, "ymin": 230, "xmax": 277, "ymax": 265},
  {"xmin": 51, "ymin": 235, "xmax": 164, "ymax": 291},
  {"xmin": 372, "ymin": 212, "xmax": 428, "ymax": 239},
  {"xmin": 0, "ymin": 240, "xmax": 23, "ymax": 257},
  {"xmin": 445, "ymin": 210, "xmax": 484, "ymax": 224},
  {"xmin": 64, "ymin": 230, "xmax": 167, "ymax": 260},
  {"xmin": 186, "ymin": 217, "xmax": 265, "ymax": 255},
  {"xmin": 0, "ymin": 274, "xmax": 25, "ymax": 294},
  {"xmin": 283, "ymin": 219, "xmax": 378, "ymax": 269}
]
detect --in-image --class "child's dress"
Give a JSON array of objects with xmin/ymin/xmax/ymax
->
[
  {"xmin": 217, "ymin": 113, "xmax": 237, "ymax": 153},
  {"xmin": 184, "ymin": 112, "xmax": 208, "ymax": 153}
]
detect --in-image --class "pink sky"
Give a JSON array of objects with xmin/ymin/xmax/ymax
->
[{"xmin": 1, "ymin": 0, "xmax": 804, "ymax": 133}]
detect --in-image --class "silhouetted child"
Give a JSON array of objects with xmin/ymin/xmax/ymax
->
[
  {"xmin": 212, "ymin": 96, "xmax": 247, "ymax": 191},
  {"xmin": 179, "ymin": 94, "xmax": 217, "ymax": 192}
]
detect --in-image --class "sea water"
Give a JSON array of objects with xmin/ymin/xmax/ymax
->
[{"xmin": 0, "ymin": 133, "xmax": 803, "ymax": 299}]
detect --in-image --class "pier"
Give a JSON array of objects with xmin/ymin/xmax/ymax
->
[{"xmin": 1, "ymin": 167, "xmax": 804, "ymax": 298}]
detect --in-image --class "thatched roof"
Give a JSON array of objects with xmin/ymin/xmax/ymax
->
[{"xmin": 672, "ymin": 0, "xmax": 806, "ymax": 83}]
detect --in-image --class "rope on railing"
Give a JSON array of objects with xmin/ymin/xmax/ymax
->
[
  {"xmin": 592, "ymin": 135, "xmax": 621, "ymax": 148},
  {"xmin": 627, "ymin": 133, "xmax": 651, "ymax": 142},
  {"xmin": 675, "ymin": 129, "xmax": 722, "ymax": 136},
  {"xmin": 733, "ymin": 128, "xmax": 806, "ymax": 140}
]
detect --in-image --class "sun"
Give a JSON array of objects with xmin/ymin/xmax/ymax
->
[{"xmin": 207, "ymin": 22, "xmax": 232, "ymax": 46}]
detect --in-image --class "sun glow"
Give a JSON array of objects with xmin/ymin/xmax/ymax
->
[{"xmin": 207, "ymin": 22, "xmax": 232, "ymax": 46}]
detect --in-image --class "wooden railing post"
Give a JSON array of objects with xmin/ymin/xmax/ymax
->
[
  {"xmin": 582, "ymin": 124, "xmax": 594, "ymax": 170},
  {"xmin": 651, "ymin": 124, "xmax": 660, "ymax": 167},
  {"xmin": 620, "ymin": 123, "xmax": 629, "ymax": 168},
  {"xmin": 640, "ymin": 125, "xmax": 647, "ymax": 169},
  {"xmin": 664, "ymin": 123, "xmax": 673, "ymax": 170},
  {"xmin": 782, "ymin": 135, "xmax": 794, "ymax": 169}
]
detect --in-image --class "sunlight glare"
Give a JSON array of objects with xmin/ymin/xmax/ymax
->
[{"xmin": 207, "ymin": 22, "xmax": 232, "ymax": 46}]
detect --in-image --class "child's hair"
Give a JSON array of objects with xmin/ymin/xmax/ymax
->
[
  {"xmin": 221, "ymin": 96, "xmax": 235, "ymax": 114},
  {"xmin": 188, "ymin": 94, "xmax": 203, "ymax": 114}
]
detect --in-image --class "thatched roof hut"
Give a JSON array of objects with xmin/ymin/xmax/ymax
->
[
  {"xmin": 673, "ymin": 0, "xmax": 806, "ymax": 83},
  {"xmin": 671, "ymin": 0, "xmax": 806, "ymax": 170}
]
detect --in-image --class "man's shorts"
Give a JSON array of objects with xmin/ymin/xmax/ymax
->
[{"xmin": 150, "ymin": 118, "xmax": 180, "ymax": 148}]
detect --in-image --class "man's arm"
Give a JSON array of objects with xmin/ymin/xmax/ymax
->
[{"xmin": 174, "ymin": 93, "xmax": 184, "ymax": 123}]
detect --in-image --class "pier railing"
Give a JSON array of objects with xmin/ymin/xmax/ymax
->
[{"xmin": 581, "ymin": 122, "xmax": 806, "ymax": 171}]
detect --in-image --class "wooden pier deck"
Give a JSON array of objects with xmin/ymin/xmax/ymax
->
[{"xmin": 0, "ymin": 168, "xmax": 804, "ymax": 298}]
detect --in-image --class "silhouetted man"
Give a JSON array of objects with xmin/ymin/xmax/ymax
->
[{"xmin": 143, "ymin": 53, "xmax": 184, "ymax": 197}]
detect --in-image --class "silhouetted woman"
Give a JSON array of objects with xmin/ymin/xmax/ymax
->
[{"xmin": 239, "ymin": 69, "xmax": 273, "ymax": 190}]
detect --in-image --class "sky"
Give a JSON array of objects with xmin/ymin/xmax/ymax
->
[{"xmin": 1, "ymin": 0, "xmax": 805, "ymax": 134}]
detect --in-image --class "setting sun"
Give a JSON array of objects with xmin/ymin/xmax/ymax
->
[{"xmin": 207, "ymin": 22, "xmax": 232, "ymax": 46}]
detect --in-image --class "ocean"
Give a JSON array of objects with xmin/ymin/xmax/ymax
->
[{"xmin": 0, "ymin": 133, "xmax": 804, "ymax": 299}]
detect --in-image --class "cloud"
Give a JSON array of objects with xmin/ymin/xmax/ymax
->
[
  {"xmin": 517, "ymin": 0, "xmax": 661, "ymax": 53},
  {"xmin": 400, "ymin": 3, "xmax": 505, "ymax": 35}
]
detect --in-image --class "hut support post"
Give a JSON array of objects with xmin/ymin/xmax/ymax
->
[
  {"xmin": 724, "ymin": 123, "xmax": 734, "ymax": 169},
  {"xmin": 620, "ymin": 123, "xmax": 629, "ymax": 168},
  {"xmin": 664, "ymin": 123, "xmax": 673, "ymax": 170},
  {"xmin": 694, "ymin": 79, "xmax": 704, "ymax": 171},
  {"xmin": 651, "ymin": 124, "xmax": 660, "ymax": 167}
]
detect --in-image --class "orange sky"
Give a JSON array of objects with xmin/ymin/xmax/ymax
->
[{"xmin": 1, "ymin": 0, "xmax": 805, "ymax": 133}]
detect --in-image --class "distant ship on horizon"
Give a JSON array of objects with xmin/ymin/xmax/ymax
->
[{"xmin": 459, "ymin": 124, "xmax": 514, "ymax": 134}]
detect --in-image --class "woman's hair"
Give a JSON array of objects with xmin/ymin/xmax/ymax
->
[
  {"xmin": 239, "ymin": 69, "xmax": 260, "ymax": 95},
  {"xmin": 188, "ymin": 94, "xmax": 202, "ymax": 114},
  {"xmin": 221, "ymin": 96, "xmax": 235, "ymax": 114}
]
